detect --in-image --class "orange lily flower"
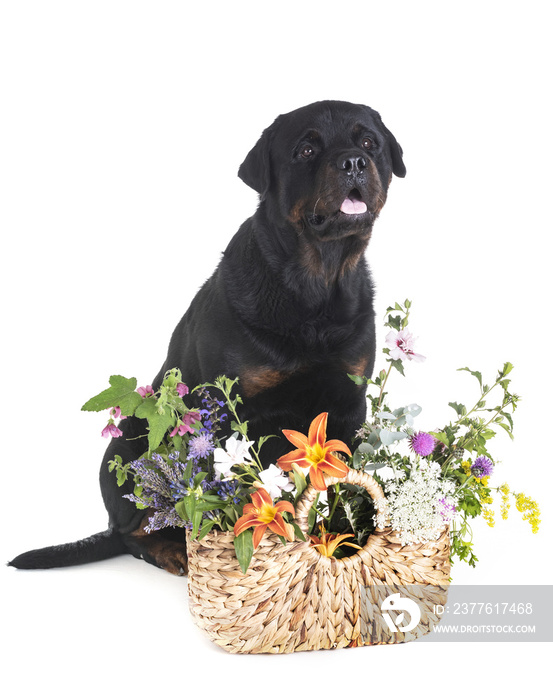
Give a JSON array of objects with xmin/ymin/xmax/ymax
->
[
  {"xmin": 276, "ymin": 412, "xmax": 351, "ymax": 491},
  {"xmin": 234, "ymin": 487, "xmax": 295, "ymax": 549},
  {"xmin": 309, "ymin": 524, "xmax": 362, "ymax": 558}
]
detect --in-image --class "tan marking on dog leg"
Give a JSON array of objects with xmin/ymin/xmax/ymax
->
[{"xmin": 131, "ymin": 512, "xmax": 188, "ymax": 575}]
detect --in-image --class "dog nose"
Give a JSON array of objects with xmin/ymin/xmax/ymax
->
[{"xmin": 337, "ymin": 154, "xmax": 367, "ymax": 173}]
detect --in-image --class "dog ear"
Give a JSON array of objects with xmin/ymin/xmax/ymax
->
[
  {"xmin": 238, "ymin": 121, "xmax": 277, "ymax": 199},
  {"xmin": 389, "ymin": 134, "xmax": 406, "ymax": 178},
  {"xmin": 383, "ymin": 123, "xmax": 406, "ymax": 178},
  {"xmin": 372, "ymin": 111, "xmax": 406, "ymax": 178}
]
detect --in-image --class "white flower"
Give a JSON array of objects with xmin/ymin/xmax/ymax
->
[
  {"xmin": 213, "ymin": 435, "xmax": 254, "ymax": 478},
  {"xmin": 385, "ymin": 329, "xmax": 425, "ymax": 363},
  {"xmin": 379, "ymin": 465, "xmax": 457, "ymax": 545},
  {"xmin": 257, "ymin": 464, "xmax": 294, "ymax": 500}
]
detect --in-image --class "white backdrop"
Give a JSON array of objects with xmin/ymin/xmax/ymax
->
[{"xmin": 1, "ymin": 1, "xmax": 551, "ymax": 696}]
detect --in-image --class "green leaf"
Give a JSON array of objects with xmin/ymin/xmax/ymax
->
[
  {"xmin": 379, "ymin": 428, "xmax": 407, "ymax": 445},
  {"xmin": 449, "ymin": 401, "xmax": 467, "ymax": 417},
  {"xmin": 191, "ymin": 509, "xmax": 203, "ymax": 538},
  {"xmin": 500, "ymin": 362, "xmax": 514, "ymax": 377},
  {"xmin": 193, "ymin": 471, "xmax": 208, "ymax": 488},
  {"xmin": 175, "ymin": 500, "xmax": 189, "ymax": 523},
  {"xmin": 257, "ymin": 434, "xmax": 276, "ymax": 450},
  {"xmin": 430, "ymin": 431, "xmax": 450, "ymax": 447},
  {"xmin": 81, "ymin": 375, "xmax": 140, "ymax": 413},
  {"xmin": 347, "ymin": 373, "xmax": 368, "ymax": 386},
  {"xmin": 495, "ymin": 421, "xmax": 514, "ymax": 439},
  {"xmin": 198, "ymin": 494, "xmax": 226, "ymax": 506},
  {"xmin": 182, "ymin": 460, "xmax": 194, "ymax": 482},
  {"xmin": 108, "ymin": 455, "xmax": 122, "ymax": 473},
  {"xmin": 198, "ymin": 520, "xmax": 216, "ymax": 541},
  {"xmin": 231, "ymin": 420, "xmax": 248, "ymax": 436},
  {"xmin": 459, "ymin": 491, "xmax": 482, "ymax": 518},
  {"xmin": 390, "ymin": 358, "xmax": 405, "ymax": 376},
  {"xmin": 234, "ymin": 529, "xmax": 254, "ymax": 573},
  {"xmin": 357, "ymin": 442, "xmax": 375, "ymax": 455},
  {"xmin": 458, "ymin": 367, "xmax": 483, "ymax": 391},
  {"xmin": 480, "ymin": 428, "xmax": 496, "ymax": 440},
  {"xmin": 135, "ymin": 397, "xmax": 174, "ymax": 453},
  {"xmin": 376, "ymin": 410, "xmax": 396, "ymax": 421},
  {"xmin": 386, "ymin": 314, "xmax": 402, "ymax": 331},
  {"xmin": 292, "ymin": 523, "xmax": 307, "ymax": 542},
  {"xmin": 292, "ymin": 468, "xmax": 307, "ymax": 497}
]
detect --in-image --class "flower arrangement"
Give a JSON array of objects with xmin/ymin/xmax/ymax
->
[{"xmin": 82, "ymin": 300, "xmax": 540, "ymax": 573}]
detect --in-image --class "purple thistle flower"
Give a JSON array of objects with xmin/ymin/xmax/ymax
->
[
  {"xmin": 410, "ymin": 431, "xmax": 436, "ymax": 457},
  {"xmin": 471, "ymin": 456, "xmax": 494, "ymax": 478}
]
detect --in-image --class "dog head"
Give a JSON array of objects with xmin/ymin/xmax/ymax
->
[{"xmin": 238, "ymin": 100, "xmax": 405, "ymax": 242}]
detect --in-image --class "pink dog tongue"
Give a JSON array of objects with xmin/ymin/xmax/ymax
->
[{"xmin": 340, "ymin": 197, "xmax": 367, "ymax": 215}]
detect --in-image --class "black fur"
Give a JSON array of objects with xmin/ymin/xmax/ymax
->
[{"xmin": 9, "ymin": 100, "xmax": 405, "ymax": 573}]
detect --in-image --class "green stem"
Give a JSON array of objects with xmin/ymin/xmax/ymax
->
[
  {"xmin": 454, "ymin": 473, "xmax": 475, "ymax": 498},
  {"xmin": 327, "ymin": 485, "xmax": 341, "ymax": 523},
  {"xmin": 216, "ymin": 380, "xmax": 265, "ymax": 471},
  {"xmin": 442, "ymin": 387, "xmax": 515, "ymax": 478},
  {"xmin": 377, "ymin": 362, "xmax": 393, "ymax": 409}
]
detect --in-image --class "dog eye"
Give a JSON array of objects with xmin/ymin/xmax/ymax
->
[
  {"xmin": 362, "ymin": 137, "xmax": 373, "ymax": 151},
  {"xmin": 300, "ymin": 145, "xmax": 314, "ymax": 159}
]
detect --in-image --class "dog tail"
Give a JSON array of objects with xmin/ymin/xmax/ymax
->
[{"xmin": 8, "ymin": 529, "xmax": 127, "ymax": 570}]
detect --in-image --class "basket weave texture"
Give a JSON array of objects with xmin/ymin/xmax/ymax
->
[{"xmin": 186, "ymin": 469, "xmax": 450, "ymax": 653}]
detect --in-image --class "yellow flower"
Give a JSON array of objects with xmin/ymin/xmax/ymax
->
[
  {"xmin": 514, "ymin": 492, "xmax": 541, "ymax": 533},
  {"xmin": 482, "ymin": 507, "xmax": 495, "ymax": 528},
  {"xmin": 309, "ymin": 524, "xmax": 362, "ymax": 558},
  {"xmin": 500, "ymin": 482, "xmax": 510, "ymax": 520}
]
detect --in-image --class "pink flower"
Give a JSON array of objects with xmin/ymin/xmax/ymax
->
[
  {"xmin": 410, "ymin": 431, "xmax": 436, "ymax": 456},
  {"xmin": 169, "ymin": 410, "xmax": 201, "ymax": 437},
  {"xmin": 137, "ymin": 385, "xmax": 154, "ymax": 398},
  {"xmin": 109, "ymin": 406, "xmax": 126, "ymax": 420},
  {"xmin": 101, "ymin": 422, "xmax": 123, "ymax": 439},
  {"xmin": 176, "ymin": 383, "xmax": 189, "ymax": 397},
  {"xmin": 385, "ymin": 329, "xmax": 425, "ymax": 362}
]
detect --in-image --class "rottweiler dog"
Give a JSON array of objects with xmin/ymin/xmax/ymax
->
[{"xmin": 10, "ymin": 100, "xmax": 405, "ymax": 574}]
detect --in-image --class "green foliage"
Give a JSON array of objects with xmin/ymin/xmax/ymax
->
[
  {"xmin": 81, "ymin": 375, "xmax": 142, "ymax": 416},
  {"xmin": 84, "ymin": 298, "xmax": 536, "ymax": 578},
  {"xmin": 234, "ymin": 529, "xmax": 254, "ymax": 574}
]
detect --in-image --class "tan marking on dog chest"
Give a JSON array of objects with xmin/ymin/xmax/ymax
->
[
  {"xmin": 345, "ymin": 356, "xmax": 371, "ymax": 378},
  {"xmin": 240, "ymin": 367, "xmax": 289, "ymax": 397}
]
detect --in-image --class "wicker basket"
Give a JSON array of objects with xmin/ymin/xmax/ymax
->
[{"xmin": 186, "ymin": 469, "xmax": 450, "ymax": 653}]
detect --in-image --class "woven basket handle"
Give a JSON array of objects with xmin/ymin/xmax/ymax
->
[{"xmin": 294, "ymin": 469, "xmax": 389, "ymax": 537}]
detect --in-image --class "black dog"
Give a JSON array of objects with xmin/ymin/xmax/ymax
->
[{"xmin": 10, "ymin": 100, "xmax": 405, "ymax": 574}]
